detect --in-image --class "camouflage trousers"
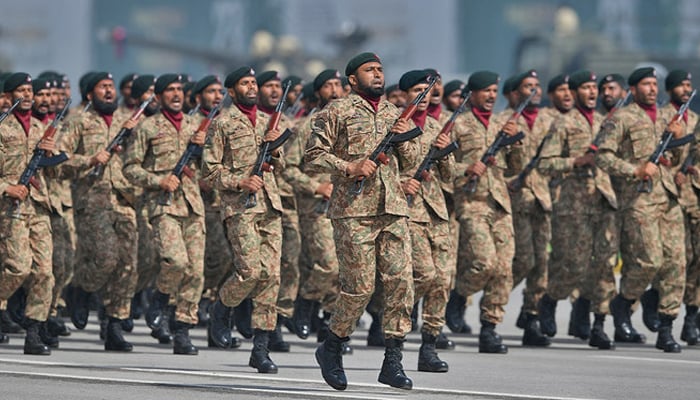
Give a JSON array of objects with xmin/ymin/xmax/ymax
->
[
  {"xmin": 620, "ymin": 200, "xmax": 686, "ymax": 317},
  {"xmin": 151, "ymin": 213, "xmax": 205, "ymax": 325},
  {"xmin": 50, "ymin": 207, "xmax": 76, "ymax": 316},
  {"xmin": 219, "ymin": 211, "xmax": 282, "ymax": 331},
  {"xmin": 547, "ymin": 203, "xmax": 618, "ymax": 314},
  {"xmin": 0, "ymin": 207, "xmax": 54, "ymax": 321},
  {"xmin": 410, "ymin": 216, "xmax": 452, "ymax": 337},
  {"xmin": 674, "ymin": 207, "xmax": 700, "ymax": 307},
  {"xmin": 74, "ymin": 205, "xmax": 138, "ymax": 320},
  {"xmin": 203, "ymin": 208, "xmax": 233, "ymax": 299},
  {"xmin": 512, "ymin": 202, "xmax": 551, "ymax": 315},
  {"xmin": 135, "ymin": 198, "xmax": 157, "ymax": 293},
  {"xmin": 330, "ymin": 215, "xmax": 414, "ymax": 339},
  {"xmin": 277, "ymin": 199, "xmax": 301, "ymax": 319},
  {"xmin": 455, "ymin": 197, "xmax": 515, "ymax": 324},
  {"xmin": 298, "ymin": 212, "xmax": 339, "ymax": 312}
]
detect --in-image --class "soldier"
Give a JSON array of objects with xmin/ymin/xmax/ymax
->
[
  {"xmin": 282, "ymin": 75, "xmax": 303, "ymax": 118},
  {"xmin": 546, "ymin": 74, "xmax": 573, "ymax": 114},
  {"xmin": 596, "ymin": 67, "xmax": 687, "ymax": 353},
  {"xmin": 306, "ymin": 52, "xmax": 417, "ymax": 391},
  {"xmin": 0, "ymin": 72, "xmax": 58, "ymax": 354},
  {"xmin": 203, "ymin": 66, "xmax": 284, "ymax": 373},
  {"xmin": 598, "ymin": 74, "xmax": 628, "ymax": 114},
  {"xmin": 537, "ymin": 70, "xmax": 618, "ymax": 350},
  {"xmin": 442, "ymin": 80, "xmax": 465, "ymax": 113},
  {"xmin": 123, "ymin": 73, "xmax": 206, "ymax": 355},
  {"xmin": 115, "ymin": 72, "xmax": 138, "ymax": 118},
  {"xmin": 385, "ymin": 83, "xmax": 406, "ymax": 109}
]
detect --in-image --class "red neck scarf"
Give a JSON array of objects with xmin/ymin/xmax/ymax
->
[
  {"xmin": 47, "ymin": 112, "xmax": 56, "ymax": 121},
  {"xmin": 236, "ymin": 103, "xmax": 257, "ymax": 127},
  {"xmin": 577, "ymin": 106, "xmax": 595, "ymax": 128},
  {"xmin": 200, "ymin": 108, "xmax": 211, "ymax": 118},
  {"xmin": 32, "ymin": 110, "xmax": 50, "ymax": 125},
  {"xmin": 521, "ymin": 107, "xmax": 539, "ymax": 130},
  {"xmin": 101, "ymin": 113, "xmax": 113, "ymax": 128},
  {"xmin": 672, "ymin": 101, "xmax": 688, "ymax": 123},
  {"xmin": 258, "ymin": 104, "xmax": 275, "ymax": 115},
  {"xmin": 411, "ymin": 109, "xmax": 428, "ymax": 129},
  {"xmin": 162, "ymin": 109, "xmax": 183, "ymax": 131},
  {"xmin": 13, "ymin": 109, "xmax": 32, "ymax": 136},
  {"xmin": 427, "ymin": 103, "xmax": 441, "ymax": 121},
  {"xmin": 471, "ymin": 106, "xmax": 491, "ymax": 129},
  {"xmin": 357, "ymin": 92, "xmax": 380, "ymax": 113},
  {"xmin": 638, "ymin": 102, "xmax": 657, "ymax": 124}
]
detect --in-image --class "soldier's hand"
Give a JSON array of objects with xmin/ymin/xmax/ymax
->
[
  {"xmin": 122, "ymin": 118, "xmax": 138, "ymax": 130},
  {"xmin": 159, "ymin": 174, "xmax": 181, "ymax": 192},
  {"xmin": 502, "ymin": 120, "xmax": 519, "ymax": 137},
  {"xmin": 434, "ymin": 134, "xmax": 452, "ymax": 150},
  {"xmin": 402, "ymin": 178, "xmax": 421, "ymax": 196},
  {"xmin": 346, "ymin": 160, "xmax": 377, "ymax": 178},
  {"xmin": 390, "ymin": 118, "xmax": 410, "ymax": 134},
  {"xmin": 90, "ymin": 150, "xmax": 111, "ymax": 166},
  {"xmin": 38, "ymin": 137, "xmax": 56, "ymax": 152},
  {"xmin": 668, "ymin": 119, "xmax": 684, "ymax": 139},
  {"xmin": 573, "ymin": 153, "xmax": 595, "ymax": 168},
  {"xmin": 466, "ymin": 161, "xmax": 487, "ymax": 177},
  {"xmin": 190, "ymin": 130, "xmax": 206, "ymax": 146},
  {"xmin": 239, "ymin": 175, "xmax": 264, "ymax": 193},
  {"xmin": 4, "ymin": 184, "xmax": 29, "ymax": 201},
  {"xmin": 675, "ymin": 171, "xmax": 687, "ymax": 187},
  {"xmin": 634, "ymin": 161, "xmax": 659, "ymax": 180},
  {"xmin": 315, "ymin": 182, "xmax": 333, "ymax": 199},
  {"xmin": 264, "ymin": 128, "xmax": 282, "ymax": 156}
]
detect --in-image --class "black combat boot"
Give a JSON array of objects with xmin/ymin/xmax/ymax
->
[
  {"xmin": 478, "ymin": 321, "xmax": 508, "ymax": 354},
  {"xmin": 151, "ymin": 310, "xmax": 173, "ymax": 345},
  {"xmin": 1, "ymin": 309, "xmax": 23, "ymax": 333},
  {"xmin": 207, "ymin": 300, "xmax": 233, "ymax": 348},
  {"xmin": 173, "ymin": 321, "xmax": 198, "ymax": 355},
  {"xmin": 568, "ymin": 297, "xmax": 591, "ymax": 340},
  {"xmin": 269, "ymin": 316, "xmax": 291, "ymax": 352},
  {"xmin": 121, "ymin": 317, "xmax": 134, "ymax": 332},
  {"xmin": 39, "ymin": 321, "xmax": 59, "ymax": 348},
  {"xmin": 47, "ymin": 316, "xmax": 70, "ymax": 337},
  {"xmin": 98, "ymin": 305, "xmax": 107, "ymax": 340},
  {"xmin": 292, "ymin": 297, "xmax": 315, "ymax": 339},
  {"xmin": 130, "ymin": 291, "xmax": 144, "ymax": 320},
  {"xmin": 680, "ymin": 305, "xmax": 698, "ymax": 345},
  {"xmin": 655, "ymin": 314, "xmax": 681, "ymax": 353},
  {"xmin": 23, "ymin": 319, "xmax": 50, "ymax": 355},
  {"xmin": 233, "ymin": 298, "xmax": 253, "ymax": 339},
  {"xmin": 410, "ymin": 302, "xmax": 419, "ymax": 332},
  {"xmin": 610, "ymin": 294, "xmax": 646, "ymax": 343},
  {"xmin": 70, "ymin": 286, "xmax": 91, "ymax": 330},
  {"xmin": 417, "ymin": 332, "xmax": 448, "ymax": 373},
  {"xmin": 249, "ymin": 329, "xmax": 278, "ymax": 373},
  {"xmin": 316, "ymin": 331, "xmax": 348, "ymax": 390},
  {"xmin": 435, "ymin": 330, "xmax": 455, "ymax": 349},
  {"xmin": 378, "ymin": 338, "xmax": 413, "ymax": 389},
  {"xmin": 7, "ymin": 287, "xmax": 26, "ymax": 326},
  {"xmin": 105, "ymin": 317, "xmax": 133, "ymax": 352},
  {"xmin": 515, "ymin": 309, "xmax": 527, "ymax": 330},
  {"xmin": 0, "ymin": 332, "xmax": 8, "ymax": 344},
  {"xmin": 367, "ymin": 310, "xmax": 385, "ymax": 347},
  {"xmin": 522, "ymin": 313, "xmax": 551, "ymax": 347},
  {"xmin": 317, "ymin": 311, "xmax": 331, "ymax": 342},
  {"xmin": 197, "ymin": 297, "xmax": 211, "ymax": 327},
  {"xmin": 445, "ymin": 290, "xmax": 470, "ymax": 334},
  {"xmin": 538, "ymin": 294, "xmax": 558, "ymax": 337},
  {"xmin": 588, "ymin": 314, "xmax": 615, "ymax": 350},
  {"xmin": 145, "ymin": 291, "xmax": 169, "ymax": 330},
  {"xmin": 640, "ymin": 288, "xmax": 660, "ymax": 332}
]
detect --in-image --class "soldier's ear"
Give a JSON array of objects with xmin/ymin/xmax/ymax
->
[
  {"xmin": 86, "ymin": 92, "xmax": 93, "ymax": 102},
  {"xmin": 347, "ymin": 75, "xmax": 358, "ymax": 87}
]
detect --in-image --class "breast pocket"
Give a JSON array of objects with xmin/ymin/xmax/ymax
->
[
  {"xmin": 228, "ymin": 134, "xmax": 258, "ymax": 169},
  {"xmin": 628, "ymin": 126, "xmax": 655, "ymax": 161},
  {"xmin": 80, "ymin": 128, "xmax": 104, "ymax": 154},
  {"xmin": 567, "ymin": 128, "xmax": 590, "ymax": 156},
  {"xmin": 2, "ymin": 137, "xmax": 26, "ymax": 176},
  {"xmin": 345, "ymin": 119, "xmax": 373, "ymax": 156},
  {"xmin": 150, "ymin": 135, "xmax": 176, "ymax": 172}
]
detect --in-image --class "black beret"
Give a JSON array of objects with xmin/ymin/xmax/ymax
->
[
  {"xmin": 130, "ymin": 74, "xmax": 155, "ymax": 99},
  {"xmin": 443, "ymin": 79, "xmax": 465, "ymax": 97},
  {"xmin": 345, "ymin": 52, "xmax": 381, "ymax": 76},
  {"xmin": 547, "ymin": 73, "xmax": 570, "ymax": 92},
  {"xmin": 385, "ymin": 83, "xmax": 400, "ymax": 94},
  {"xmin": 501, "ymin": 76, "xmax": 517, "ymax": 95},
  {"xmin": 119, "ymin": 73, "xmax": 138, "ymax": 90},
  {"xmin": 341, "ymin": 76, "xmax": 349, "ymax": 86},
  {"xmin": 424, "ymin": 68, "xmax": 441, "ymax": 79},
  {"xmin": 86, "ymin": 72, "xmax": 113, "ymax": 93},
  {"xmin": 3, "ymin": 72, "xmax": 32, "ymax": 93},
  {"xmin": 468, "ymin": 71, "xmax": 500, "ymax": 91},
  {"xmin": 256, "ymin": 70, "xmax": 280, "ymax": 87},
  {"xmin": 32, "ymin": 78, "xmax": 52, "ymax": 94},
  {"xmin": 665, "ymin": 69, "xmax": 692, "ymax": 91},
  {"xmin": 301, "ymin": 82, "xmax": 317, "ymax": 101},
  {"xmin": 38, "ymin": 71, "xmax": 61, "ymax": 88},
  {"xmin": 399, "ymin": 69, "xmax": 431, "ymax": 91},
  {"xmin": 79, "ymin": 71, "xmax": 97, "ymax": 101},
  {"xmin": 598, "ymin": 73, "xmax": 626, "ymax": 90},
  {"xmin": 154, "ymin": 73, "xmax": 183, "ymax": 94},
  {"xmin": 512, "ymin": 69, "xmax": 538, "ymax": 89},
  {"xmin": 313, "ymin": 69, "xmax": 341, "ymax": 91},
  {"xmin": 225, "ymin": 66, "xmax": 255, "ymax": 88},
  {"xmin": 183, "ymin": 81, "xmax": 195, "ymax": 94},
  {"xmin": 180, "ymin": 73, "xmax": 193, "ymax": 83},
  {"xmin": 193, "ymin": 75, "xmax": 221, "ymax": 96},
  {"xmin": 0, "ymin": 72, "xmax": 12, "ymax": 92},
  {"xmin": 628, "ymin": 67, "xmax": 656, "ymax": 87},
  {"xmin": 568, "ymin": 70, "xmax": 597, "ymax": 90},
  {"xmin": 282, "ymin": 75, "xmax": 302, "ymax": 88}
]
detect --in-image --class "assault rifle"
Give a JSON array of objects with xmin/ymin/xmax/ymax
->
[
  {"xmin": 508, "ymin": 129, "xmax": 554, "ymax": 193},
  {"xmin": 0, "ymin": 97, "xmax": 22, "ymax": 125}
]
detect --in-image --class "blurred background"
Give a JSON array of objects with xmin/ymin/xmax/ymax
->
[{"xmin": 2, "ymin": 0, "xmax": 700, "ymax": 104}]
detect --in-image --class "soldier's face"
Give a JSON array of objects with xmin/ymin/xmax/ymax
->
[
  {"xmin": 199, "ymin": 83, "xmax": 224, "ymax": 111},
  {"xmin": 669, "ymin": 80, "xmax": 692, "ymax": 105},
  {"xmin": 600, "ymin": 82, "xmax": 625, "ymax": 110},
  {"xmin": 317, "ymin": 78, "xmax": 342, "ymax": 108},
  {"xmin": 48, "ymin": 87, "xmax": 60, "ymax": 113},
  {"xmin": 471, "ymin": 84, "xmax": 498, "ymax": 112},
  {"xmin": 11, "ymin": 84, "xmax": 34, "ymax": 111},
  {"xmin": 430, "ymin": 78, "xmax": 443, "ymax": 105},
  {"xmin": 141, "ymin": 86, "xmax": 159, "ymax": 114},
  {"xmin": 405, "ymin": 83, "xmax": 430, "ymax": 111},
  {"xmin": 574, "ymin": 82, "xmax": 598, "ymax": 110},
  {"xmin": 286, "ymin": 83, "xmax": 303, "ymax": 105},
  {"xmin": 349, "ymin": 62, "xmax": 384, "ymax": 97},
  {"xmin": 518, "ymin": 77, "xmax": 542, "ymax": 106},
  {"xmin": 259, "ymin": 80, "xmax": 282, "ymax": 109},
  {"xmin": 159, "ymin": 82, "xmax": 184, "ymax": 113},
  {"xmin": 386, "ymin": 90, "xmax": 406, "ymax": 108},
  {"xmin": 90, "ymin": 79, "xmax": 116, "ymax": 104},
  {"xmin": 233, "ymin": 77, "xmax": 258, "ymax": 107},
  {"xmin": 443, "ymin": 89, "xmax": 463, "ymax": 112},
  {"xmin": 631, "ymin": 77, "xmax": 657, "ymax": 106},
  {"xmin": 549, "ymin": 84, "xmax": 573, "ymax": 112},
  {"xmin": 121, "ymin": 81, "xmax": 137, "ymax": 107},
  {"xmin": 60, "ymin": 82, "xmax": 70, "ymax": 109},
  {"xmin": 32, "ymin": 89, "xmax": 51, "ymax": 115},
  {"xmin": 0, "ymin": 93, "xmax": 10, "ymax": 112}
]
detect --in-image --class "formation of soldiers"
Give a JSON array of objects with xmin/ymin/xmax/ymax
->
[{"xmin": 0, "ymin": 50, "xmax": 699, "ymax": 392}]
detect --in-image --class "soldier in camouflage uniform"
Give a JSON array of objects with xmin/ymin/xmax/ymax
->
[
  {"xmin": 124, "ymin": 73, "xmax": 206, "ymax": 356},
  {"xmin": 115, "ymin": 73, "xmax": 138, "ymax": 120},
  {"xmin": 0, "ymin": 73, "xmax": 58, "ymax": 354},
  {"xmin": 596, "ymin": 67, "xmax": 687, "ymax": 353},
  {"xmin": 203, "ymin": 66, "xmax": 284, "ymax": 374},
  {"xmin": 537, "ymin": 70, "xmax": 618, "ymax": 350},
  {"xmin": 307, "ymin": 52, "xmax": 418, "ymax": 391}
]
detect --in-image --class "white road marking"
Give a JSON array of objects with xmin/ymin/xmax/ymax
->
[{"xmin": 592, "ymin": 355, "xmax": 700, "ymax": 366}]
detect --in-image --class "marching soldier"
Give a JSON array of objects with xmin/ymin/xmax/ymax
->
[
  {"xmin": 546, "ymin": 74, "xmax": 573, "ymax": 114},
  {"xmin": 598, "ymin": 74, "xmax": 628, "ymax": 114}
]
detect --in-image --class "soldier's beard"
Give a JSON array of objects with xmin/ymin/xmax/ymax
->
[
  {"xmin": 93, "ymin": 98, "xmax": 118, "ymax": 115},
  {"xmin": 356, "ymin": 81, "xmax": 384, "ymax": 98},
  {"xmin": 145, "ymin": 103, "xmax": 160, "ymax": 116}
]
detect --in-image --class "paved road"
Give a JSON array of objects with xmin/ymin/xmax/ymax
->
[{"xmin": 1, "ymin": 285, "xmax": 698, "ymax": 400}]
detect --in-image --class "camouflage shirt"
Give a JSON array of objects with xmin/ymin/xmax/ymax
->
[{"xmin": 660, "ymin": 103, "xmax": 699, "ymax": 211}]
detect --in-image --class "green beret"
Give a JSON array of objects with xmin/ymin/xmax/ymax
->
[
  {"xmin": 598, "ymin": 73, "xmax": 626, "ymax": 90},
  {"xmin": 38, "ymin": 71, "xmax": 61, "ymax": 88},
  {"xmin": 154, "ymin": 73, "xmax": 183, "ymax": 94},
  {"xmin": 568, "ymin": 70, "xmax": 597, "ymax": 90},
  {"xmin": 501, "ymin": 76, "xmax": 517, "ymax": 95},
  {"xmin": 512, "ymin": 69, "xmax": 538, "ymax": 90},
  {"xmin": 86, "ymin": 72, "xmax": 113, "ymax": 94},
  {"xmin": 628, "ymin": 67, "xmax": 656, "ymax": 87},
  {"xmin": 398, "ymin": 69, "xmax": 430, "ymax": 91},
  {"xmin": 180, "ymin": 73, "xmax": 193, "ymax": 83},
  {"xmin": 0, "ymin": 72, "xmax": 11, "ymax": 92},
  {"xmin": 547, "ymin": 73, "xmax": 570, "ymax": 92},
  {"xmin": 4, "ymin": 72, "xmax": 32, "ymax": 93},
  {"xmin": 345, "ymin": 52, "xmax": 381, "ymax": 76},
  {"xmin": 130, "ymin": 75, "xmax": 155, "ymax": 99},
  {"xmin": 193, "ymin": 75, "xmax": 221, "ymax": 96},
  {"xmin": 313, "ymin": 69, "xmax": 341, "ymax": 91},
  {"xmin": 256, "ymin": 70, "xmax": 280, "ymax": 87},
  {"xmin": 468, "ymin": 71, "xmax": 500, "ymax": 91},
  {"xmin": 443, "ymin": 79, "xmax": 465, "ymax": 97},
  {"xmin": 119, "ymin": 73, "xmax": 138, "ymax": 90},
  {"xmin": 79, "ymin": 71, "xmax": 97, "ymax": 101},
  {"xmin": 665, "ymin": 69, "xmax": 692, "ymax": 91},
  {"xmin": 225, "ymin": 66, "xmax": 255, "ymax": 88},
  {"xmin": 32, "ymin": 78, "xmax": 52, "ymax": 94},
  {"xmin": 282, "ymin": 75, "xmax": 302, "ymax": 88}
]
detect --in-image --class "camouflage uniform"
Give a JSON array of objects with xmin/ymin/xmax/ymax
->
[
  {"xmin": 203, "ymin": 105, "xmax": 283, "ymax": 331},
  {"xmin": 46, "ymin": 177, "xmax": 75, "ymax": 317},
  {"xmin": 451, "ymin": 108, "xmax": 515, "ymax": 324},
  {"xmin": 538, "ymin": 109, "xmax": 618, "ymax": 314},
  {"xmin": 596, "ymin": 103, "xmax": 686, "ymax": 317},
  {"xmin": 60, "ymin": 109, "xmax": 138, "ymax": 320},
  {"xmin": 305, "ymin": 93, "xmax": 418, "ymax": 339},
  {"xmin": 0, "ymin": 115, "xmax": 54, "ymax": 322},
  {"xmin": 123, "ymin": 112, "xmax": 205, "ymax": 325}
]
